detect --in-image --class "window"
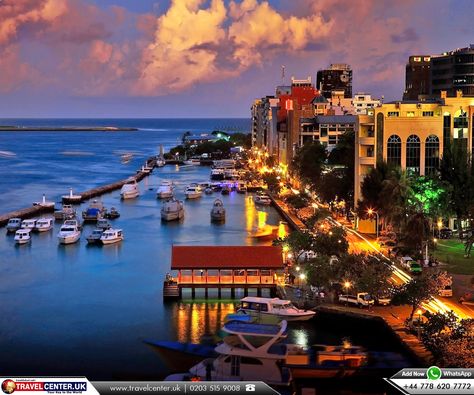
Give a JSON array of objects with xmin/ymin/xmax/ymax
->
[
  {"xmin": 454, "ymin": 109, "xmax": 468, "ymax": 139},
  {"xmin": 376, "ymin": 113, "xmax": 384, "ymax": 162},
  {"xmin": 387, "ymin": 111, "xmax": 399, "ymax": 117},
  {"xmin": 423, "ymin": 111, "xmax": 434, "ymax": 117},
  {"xmin": 406, "ymin": 111, "xmax": 415, "ymax": 117},
  {"xmin": 387, "ymin": 135, "xmax": 401, "ymax": 166},
  {"xmin": 329, "ymin": 136, "xmax": 337, "ymax": 145},
  {"xmin": 406, "ymin": 135, "xmax": 421, "ymax": 175},
  {"xmin": 425, "ymin": 135, "xmax": 440, "ymax": 176}
]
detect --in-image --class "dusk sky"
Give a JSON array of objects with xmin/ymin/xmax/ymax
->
[{"xmin": 0, "ymin": 0, "xmax": 473, "ymax": 118}]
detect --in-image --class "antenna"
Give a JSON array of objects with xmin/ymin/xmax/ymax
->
[{"xmin": 281, "ymin": 65, "xmax": 285, "ymax": 84}]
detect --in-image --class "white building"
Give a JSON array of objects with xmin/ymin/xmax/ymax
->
[{"xmin": 352, "ymin": 93, "xmax": 381, "ymax": 115}]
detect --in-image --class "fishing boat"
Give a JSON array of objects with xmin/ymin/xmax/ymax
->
[
  {"xmin": 34, "ymin": 218, "xmax": 54, "ymax": 232},
  {"xmin": 210, "ymin": 199, "xmax": 226, "ymax": 222},
  {"xmin": 120, "ymin": 178, "xmax": 140, "ymax": 199},
  {"xmin": 237, "ymin": 181, "xmax": 247, "ymax": 193},
  {"xmin": 184, "ymin": 184, "xmax": 202, "ymax": 199},
  {"xmin": 156, "ymin": 181, "xmax": 174, "ymax": 199},
  {"xmin": 21, "ymin": 219, "xmax": 37, "ymax": 230},
  {"xmin": 57, "ymin": 220, "xmax": 81, "ymax": 245},
  {"xmin": 86, "ymin": 228, "xmax": 104, "ymax": 244},
  {"xmin": 54, "ymin": 204, "xmax": 76, "ymax": 220},
  {"xmin": 82, "ymin": 200, "xmax": 105, "ymax": 222},
  {"xmin": 238, "ymin": 297, "xmax": 316, "ymax": 322},
  {"xmin": 161, "ymin": 199, "xmax": 184, "ymax": 221},
  {"xmin": 100, "ymin": 228, "xmax": 124, "ymax": 245},
  {"xmin": 14, "ymin": 229, "xmax": 31, "ymax": 245},
  {"xmin": 6, "ymin": 218, "xmax": 22, "ymax": 233},
  {"xmin": 254, "ymin": 194, "xmax": 272, "ymax": 205},
  {"xmin": 221, "ymin": 185, "xmax": 230, "ymax": 195},
  {"xmin": 105, "ymin": 207, "xmax": 120, "ymax": 219},
  {"xmin": 96, "ymin": 218, "xmax": 111, "ymax": 230}
]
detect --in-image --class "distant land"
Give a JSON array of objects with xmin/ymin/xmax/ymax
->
[{"xmin": 0, "ymin": 126, "xmax": 138, "ymax": 131}]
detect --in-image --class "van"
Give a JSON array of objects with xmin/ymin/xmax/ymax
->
[{"xmin": 338, "ymin": 293, "xmax": 374, "ymax": 307}]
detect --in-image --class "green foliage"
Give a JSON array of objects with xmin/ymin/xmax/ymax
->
[
  {"xmin": 305, "ymin": 208, "xmax": 331, "ymax": 230},
  {"xmin": 277, "ymin": 231, "xmax": 314, "ymax": 262},
  {"xmin": 262, "ymin": 174, "xmax": 280, "ymax": 193},
  {"xmin": 291, "ymin": 142, "xmax": 327, "ymax": 188},
  {"xmin": 285, "ymin": 194, "xmax": 308, "ymax": 209},
  {"xmin": 306, "ymin": 255, "xmax": 334, "ymax": 289},
  {"xmin": 409, "ymin": 176, "xmax": 451, "ymax": 218},
  {"xmin": 229, "ymin": 132, "xmax": 252, "ymax": 148},
  {"xmin": 312, "ymin": 226, "xmax": 348, "ymax": 257}
]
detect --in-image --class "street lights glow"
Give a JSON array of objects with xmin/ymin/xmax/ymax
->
[
  {"xmin": 343, "ymin": 281, "xmax": 351, "ymax": 290},
  {"xmin": 295, "ymin": 266, "xmax": 300, "ymax": 272},
  {"xmin": 299, "ymin": 273, "xmax": 306, "ymax": 281},
  {"xmin": 367, "ymin": 208, "xmax": 379, "ymax": 239}
]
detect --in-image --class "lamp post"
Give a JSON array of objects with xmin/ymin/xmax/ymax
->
[
  {"xmin": 299, "ymin": 273, "xmax": 306, "ymax": 288},
  {"xmin": 343, "ymin": 281, "xmax": 351, "ymax": 306},
  {"xmin": 416, "ymin": 309, "xmax": 423, "ymax": 339},
  {"xmin": 367, "ymin": 208, "xmax": 379, "ymax": 239}
]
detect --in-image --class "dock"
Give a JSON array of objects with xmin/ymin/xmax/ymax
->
[{"xmin": 268, "ymin": 193, "xmax": 306, "ymax": 231}]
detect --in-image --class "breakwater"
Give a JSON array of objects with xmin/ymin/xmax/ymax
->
[{"xmin": 0, "ymin": 126, "xmax": 137, "ymax": 131}]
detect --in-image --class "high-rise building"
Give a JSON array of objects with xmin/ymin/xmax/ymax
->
[
  {"xmin": 317, "ymin": 64, "xmax": 352, "ymax": 99},
  {"xmin": 403, "ymin": 55, "xmax": 431, "ymax": 100},
  {"xmin": 251, "ymin": 96, "xmax": 279, "ymax": 155}
]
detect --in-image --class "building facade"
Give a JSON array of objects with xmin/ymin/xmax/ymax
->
[
  {"xmin": 251, "ymin": 96, "xmax": 279, "ymax": 155},
  {"xmin": 299, "ymin": 115, "xmax": 356, "ymax": 150},
  {"xmin": 352, "ymin": 93, "xmax": 381, "ymax": 115},
  {"xmin": 403, "ymin": 55, "xmax": 431, "ymax": 100},
  {"xmin": 317, "ymin": 64, "xmax": 352, "ymax": 99}
]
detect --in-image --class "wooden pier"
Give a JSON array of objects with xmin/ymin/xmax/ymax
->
[{"xmin": 163, "ymin": 245, "xmax": 284, "ymax": 300}]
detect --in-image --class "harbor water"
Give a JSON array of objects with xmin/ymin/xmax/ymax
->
[{"xmin": 0, "ymin": 119, "xmax": 412, "ymax": 381}]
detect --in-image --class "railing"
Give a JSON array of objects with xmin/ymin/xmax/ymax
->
[{"xmin": 177, "ymin": 272, "xmax": 276, "ymax": 285}]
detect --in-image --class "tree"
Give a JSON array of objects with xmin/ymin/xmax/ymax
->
[
  {"xmin": 354, "ymin": 256, "xmax": 392, "ymax": 297},
  {"xmin": 291, "ymin": 142, "xmax": 327, "ymax": 189},
  {"xmin": 312, "ymin": 226, "xmax": 348, "ymax": 257},
  {"xmin": 276, "ymin": 231, "xmax": 314, "ymax": 263},
  {"xmin": 306, "ymin": 255, "xmax": 335, "ymax": 289},
  {"xmin": 358, "ymin": 161, "xmax": 393, "ymax": 214}
]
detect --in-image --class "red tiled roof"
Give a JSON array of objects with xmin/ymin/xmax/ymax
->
[{"xmin": 171, "ymin": 245, "xmax": 283, "ymax": 269}]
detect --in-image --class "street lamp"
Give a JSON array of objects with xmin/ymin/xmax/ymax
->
[
  {"xmin": 367, "ymin": 208, "xmax": 379, "ymax": 239},
  {"xmin": 416, "ymin": 309, "xmax": 423, "ymax": 339},
  {"xmin": 343, "ymin": 281, "xmax": 351, "ymax": 305},
  {"xmin": 299, "ymin": 273, "xmax": 306, "ymax": 288}
]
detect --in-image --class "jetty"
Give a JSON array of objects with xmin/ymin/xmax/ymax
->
[
  {"xmin": 0, "ymin": 126, "xmax": 137, "ymax": 132},
  {"xmin": 268, "ymin": 193, "xmax": 306, "ymax": 231}
]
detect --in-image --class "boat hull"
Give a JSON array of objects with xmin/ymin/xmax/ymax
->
[
  {"xmin": 15, "ymin": 238, "xmax": 31, "ymax": 245},
  {"xmin": 211, "ymin": 214, "xmax": 225, "ymax": 222},
  {"xmin": 121, "ymin": 191, "xmax": 139, "ymax": 199},
  {"xmin": 185, "ymin": 193, "xmax": 201, "ymax": 199},
  {"xmin": 101, "ymin": 237, "xmax": 123, "ymax": 245},
  {"xmin": 239, "ymin": 309, "xmax": 316, "ymax": 322},
  {"xmin": 35, "ymin": 226, "xmax": 53, "ymax": 232},
  {"xmin": 58, "ymin": 233, "xmax": 81, "ymax": 244},
  {"xmin": 157, "ymin": 192, "xmax": 173, "ymax": 199},
  {"xmin": 161, "ymin": 210, "xmax": 184, "ymax": 221}
]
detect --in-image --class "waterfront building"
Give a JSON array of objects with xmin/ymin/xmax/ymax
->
[
  {"xmin": 183, "ymin": 134, "xmax": 220, "ymax": 145},
  {"xmin": 352, "ymin": 93, "xmax": 381, "ymax": 115},
  {"xmin": 317, "ymin": 64, "xmax": 352, "ymax": 99},
  {"xmin": 251, "ymin": 96, "xmax": 279, "ymax": 155},
  {"xmin": 403, "ymin": 55, "xmax": 431, "ymax": 100},
  {"xmin": 299, "ymin": 115, "xmax": 356, "ymax": 151}
]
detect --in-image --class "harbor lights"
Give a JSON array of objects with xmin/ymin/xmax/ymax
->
[
  {"xmin": 416, "ymin": 309, "xmax": 424, "ymax": 338},
  {"xmin": 299, "ymin": 273, "xmax": 306, "ymax": 288}
]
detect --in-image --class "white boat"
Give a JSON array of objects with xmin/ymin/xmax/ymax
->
[
  {"xmin": 210, "ymin": 168, "xmax": 225, "ymax": 180},
  {"xmin": 96, "ymin": 218, "xmax": 111, "ymax": 230},
  {"xmin": 120, "ymin": 178, "xmax": 139, "ymax": 199},
  {"xmin": 254, "ymin": 194, "xmax": 272, "ymax": 205},
  {"xmin": 54, "ymin": 204, "xmax": 76, "ymax": 220},
  {"xmin": 184, "ymin": 184, "xmax": 202, "ymax": 199},
  {"xmin": 82, "ymin": 200, "xmax": 105, "ymax": 222},
  {"xmin": 34, "ymin": 218, "xmax": 54, "ymax": 232},
  {"xmin": 14, "ymin": 229, "xmax": 31, "ymax": 245},
  {"xmin": 100, "ymin": 228, "xmax": 124, "ymax": 245},
  {"xmin": 183, "ymin": 158, "xmax": 200, "ymax": 166},
  {"xmin": 21, "ymin": 219, "xmax": 37, "ymax": 230},
  {"xmin": 86, "ymin": 228, "xmax": 104, "ymax": 244},
  {"xmin": 161, "ymin": 199, "xmax": 184, "ymax": 221},
  {"xmin": 6, "ymin": 218, "xmax": 22, "ymax": 233},
  {"xmin": 156, "ymin": 181, "xmax": 174, "ymax": 199},
  {"xmin": 210, "ymin": 199, "xmax": 226, "ymax": 222},
  {"xmin": 237, "ymin": 181, "xmax": 247, "ymax": 193},
  {"xmin": 155, "ymin": 158, "xmax": 166, "ymax": 167},
  {"xmin": 238, "ymin": 297, "xmax": 316, "ymax": 321},
  {"xmin": 57, "ymin": 220, "xmax": 81, "ymax": 245}
]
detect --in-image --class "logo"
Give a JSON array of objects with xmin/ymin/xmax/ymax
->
[
  {"xmin": 427, "ymin": 366, "xmax": 442, "ymax": 380},
  {"xmin": 245, "ymin": 384, "xmax": 255, "ymax": 392},
  {"xmin": 2, "ymin": 380, "xmax": 16, "ymax": 394}
]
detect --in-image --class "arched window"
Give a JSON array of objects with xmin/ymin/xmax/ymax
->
[
  {"xmin": 425, "ymin": 135, "xmax": 440, "ymax": 176},
  {"xmin": 387, "ymin": 135, "xmax": 401, "ymax": 166},
  {"xmin": 406, "ymin": 135, "xmax": 420, "ymax": 175}
]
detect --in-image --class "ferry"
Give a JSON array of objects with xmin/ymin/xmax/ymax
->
[
  {"xmin": 6, "ymin": 218, "xmax": 22, "ymax": 233},
  {"xmin": 57, "ymin": 220, "xmax": 81, "ymax": 245},
  {"xmin": 14, "ymin": 229, "xmax": 31, "ymax": 245},
  {"xmin": 34, "ymin": 218, "xmax": 54, "ymax": 232},
  {"xmin": 121, "ymin": 178, "xmax": 140, "ymax": 199},
  {"xmin": 238, "ymin": 297, "xmax": 316, "ymax": 321},
  {"xmin": 100, "ymin": 229, "xmax": 123, "ymax": 245}
]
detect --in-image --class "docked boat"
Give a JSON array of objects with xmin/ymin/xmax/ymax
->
[
  {"xmin": 82, "ymin": 200, "xmax": 105, "ymax": 222},
  {"xmin": 100, "ymin": 228, "xmax": 124, "ymax": 245},
  {"xmin": 34, "ymin": 218, "xmax": 54, "ymax": 232},
  {"xmin": 184, "ymin": 184, "xmax": 202, "ymax": 199},
  {"xmin": 155, "ymin": 158, "xmax": 166, "ymax": 167},
  {"xmin": 204, "ymin": 187, "xmax": 213, "ymax": 195},
  {"xmin": 57, "ymin": 220, "xmax": 81, "ymax": 245},
  {"xmin": 237, "ymin": 181, "xmax": 247, "ymax": 194},
  {"xmin": 105, "ymin": 207, "xmax": 120, "ymax": 219},
  {"xmin": 238, "ymin": 297, "xmax": 316, "ymax": 321},
  {"xmin": 6, "ymin": 218, "xmax": 22, "ymax": 233},
  {"xmin": 210, "ymin": 168, "xmax": 225, "ymax": 180},
  {"xmin": 86, "ymin": 228, "xmax": 104, "ymax": 244},
  {"xmin": 54, "ymin": 204, "xmax": 76, "ymax": 220},
  {"xmin": 254, "ymin": 194, "xmax": 272, "ymax": 205},
  {"xmin": 250, "ymin": 224, "xmax": 277, "ymax": 240},
  {"xmin": 183, "ymin": 158, "xmax": 200, "ymax": 166},
  {"xmin": 21, "ymin": 219, "xmax": 37, "ymax": 230},
  {"xmin": 161, "ymin": 199, "xmax": 184, "ymax": 221},
  {"xmin": 14, "ymin": 229, "xmax": 31, "ymax": 245},
  {"xmin": 221, "ymin": 185, "xmax": 230, "ymax": 195},
  {"xmin": 224, "ymin": 169, "xmax": 239, "ymax": 180},
  {"xmin": 211, "ymin": 182, "xmax": 222, "ymax": 191},
  {"xmin": 156, "ymin": 181, "xmax": 174, "ymax": 199},
  {"xmin": 210, "ymin": 199, "xmax": 226, "ymax": 222},
  {"xmin": 96, "ymin": 218, "xmax": 111, "ymax": 230},
  {"xmin": 120, "ymin": 178, "xmax": 140, "ymax": 199}
]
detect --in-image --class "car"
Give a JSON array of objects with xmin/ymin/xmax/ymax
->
[
  {"xmin": 338, "ymin": 292, "xmax": 374, "ymax": 307},
  {"xmin": 439, "ymin": 227, "xmax": 453, "ymax": 239},
  {"xmin": 399, "ymin": 256, "xmax": 414, "ymax": 269},
  {"xmin": 375, "ymin": 294, "xmax": 392, "ymax": 306},
  {"xmin": 409, "ymin": 261, "xmax": 423, "ymax": 274},
  {"xmin": 438, "ymin": 285, "xmax": 453, "ymax": 297},
  {"xmin": 298, "ymin": 250, "xmax": 317, "ymax": 262}
]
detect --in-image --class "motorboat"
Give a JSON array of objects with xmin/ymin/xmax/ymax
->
[
  {"xmin": 185, "ymin": 184, "xmax": 202, "ymax": 199},
  {"xmin": 6, "ymin": 218, "xmax": 22, "ymax": 233},
  {"xmin": 211, "ymin": 182, "xmax": 222, "ymax": 191},
  {"xmin": 254, "ymin": 194, "xmax": 272, "ymax": 205},
  {"xmin": 161, "ymin": 199, "xmax": 185, "ymax": 221},
  {"xmin": 221, "ymin": 185, "xmax": 230, "ymax": 195},
  {"xmin": 57, "ymin": 220, "xmax": 81, "ymax": 245},
  {"xmin": 224, "ymin": 169, "xmax": 239, "ymax": 180},
  {"xmin": 96, "ymin": 218, "xmax": 111, "ymax": 230},
  {"xmin": 120, "ymin": 178, "xmax": 140, "ymax": 199},
  {"xmin": 21, "ymin": 219, "xmax": 37, "ymax": 230},
  {"xmin": 86, "ymin": 228, "xmax": 104, "ymax": 244},
  {"xmin": 14, "ymin": 229, "xmax": 31, "ymax": 245},
  {"xmin": 121, "ymin": 153, "xmax": 133, "ymax": 163},
  {"xmin": 54, "ymin": 204, "xmax": 76, "ymax": 220},
  {"xmin": 157, "ymin": 181, "xmax": 174, "ymax": 199},
  {"xmin": 155, "ymin": 158, "xmax": 166, "ymax": 167},
  {"xmin": 100, "ymin": 228, "xmax": 124, "ymax": 245},
  {"xmin": 238, "ymin": 297, "xmax": 316, "ymax": 321},
  {"xmin": 210, "ymin": 168, "xmax": 225, "ymax": 180},
  {"xmin": 105, "ymin": 207, "xmax": 120, "ymax": 219},
  {"xmin": 183, "ymin": 158, "xmax": 200, "ymax": 166},
  {"xmin": 237, "ymin": 181, "xmax": 247, "ymax": 194},
  {"xmin": 210, "ymin": 199, "xmax": 226, "ymax": 222},
  {"xmin": 204, "ymin": 187, "xmax": 213, "ymax": 195},
  {"xmin": 82, "ymin": 200, "xmax": 105, "ymax": 222},
  {"xmin": 34, "ymin": 218, "xmax": 54, "ymax": 232}
]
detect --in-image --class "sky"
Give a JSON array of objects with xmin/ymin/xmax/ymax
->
[{"xmin": 0, "ymin": 0, "xmax": 473, "ymax": 118}]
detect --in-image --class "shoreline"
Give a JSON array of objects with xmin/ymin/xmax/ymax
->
[{"xmin": 0, "ymin": 126, "xmax": 138, "ymax": 132}]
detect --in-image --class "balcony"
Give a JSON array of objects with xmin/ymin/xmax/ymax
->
[
  {"xmin": 359, "ymin": 136, "xmax": 375, "ymax": 145},
  {"xmin": 359, "ymin": 156, "xmax": 375, "ymax": 165}
]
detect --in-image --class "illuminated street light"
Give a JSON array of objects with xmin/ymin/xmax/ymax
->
[
  {"xmin": 295, "ymin": 266, "xmax": 300, "ymax": 272},
  {"xmin": 367, "ymin": 208, "xmax": 379, "ymax": 239},
  {"xmin": 343, "ymin": 281, "xmax": 351, "ymax": 290}
]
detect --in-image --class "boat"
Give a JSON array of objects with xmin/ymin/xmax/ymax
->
[
  {"xmin": 221, "ymin": 185, "xmax": 230, "ymax": 195},
  {"xmin": 34, "ymin": 218, "xmax": 54, "ymax": 232},
  {"xmin": 161, "ymin": 199, "xmax": 184, "ymax": 221},
  {"xmin": 120, "ymin": 178, "xmax": 140, "ymax": 199},
  {"xmin": 54, "ymin": 204, "xmax": 76, "ymax": 220},
  {"xmin": 100, "ymin": 228, "xmax": 124, "ymax": 245},
  {"xmin": 86, "ymin": 228, "xmax": 104, "ymax": 244},
  {"xmin": 21, "ymin": 219, "xmax": 36, "ymax": 230},
  {"xmin": 155, "ymin": 158, "xmax": 166, "ymax": 167},
  {"xmin": 254, "ymin": 194, "xmax": 272, "ymax": 205},
  {"xmin": 61, "ymin": 188, "xmax": 82, "ymax": 204},
  {"xmin": 211, "ymin": 182, "xmax": 222, "ymax": 191},
  {"xmin": 213, "ymin": 159, "xmax": 235, "ymax": 169},
  {"xmin": 96, "ymin": 218, "xmax": 111, "ymax": 230},
  {"xmin": 224, "ymin": 169, "xmax": 239, "ymax": 180},
  {"xmin": 82, "ymin": 200, "xmax": 105, "ymax": 222},
  {"xmin": 156, "ymin": 181, "xmax": 174, "ymax": 199},
  {"xmin": 184, "ymin": 184, "xmax": 202, "ymax": 199},
  {"xmin": 14, "ymin": 229, "xmax": 31, "ymax": 245},
  {"xmin": 183, "ymin": 158, "xmax": 200, "ymax": 166},
  {"xmin": 250, "ymin": 224, "xmax": 278, "ymax": 240},
  {"xmin": 237, "ymin": 181, "xmax": 247, "ymax": 194},
  {"xmin": 210, "ymin": 199, "xmax": 226, "ymax": 222},
  {"xmin": 204, "ymin": 187, "xmax": 213, "ymax": 195},
  {"xmin": 57, "ymin": 220, "xmax": 81, "ymax": 244},
  {"xmin": 6, "ymin": 218, "xmax": 22, "ymax": 233},
  {"xmin": 210, "ymin": 168, "xmax": 225, "ymax": 180},
  {"xmin": 238, "ymin": 297, "xmax": 316, "ymax": 322},
  {"xmin": 105, "ymin": 207, "xmax": 120, "ymax": 219}
]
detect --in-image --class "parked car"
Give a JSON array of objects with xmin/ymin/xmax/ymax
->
[
  {"xmin": 409, "ymin": 261, "xmax": 423, "ymax": 274},
  {"xmin": 338, "ymin": 292, "xmax": 374, "ymax": 307},
  {"xmin": 399, "ymin": 256, "xmax": 414, "ymax": 269},
  {"xmin": 374, "ymin": 293, "xmax": 392, "ymax": 306},
  {"xmin": 298, "ymin": 250, "xmax": 317, "ymax": 262},
  {"xmin": 438, "ymin": 285, "xmax": 453, "ymax": 297},
  {"xmin": 439, "ymin": 227, "xmax": 453, "ymax": 239}
]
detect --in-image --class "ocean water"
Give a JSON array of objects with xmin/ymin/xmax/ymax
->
[{"xmin": 0, "ymin": 119, "xmax": 412, "ymax": 382}]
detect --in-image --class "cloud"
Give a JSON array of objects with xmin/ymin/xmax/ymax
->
[
  {"xmin": 391, "ymin": 27, "xmax": 419, "ymax": 44},
  {"xmin": 0, "ymin": 44, "xmax": 40, "ymax": 92}
]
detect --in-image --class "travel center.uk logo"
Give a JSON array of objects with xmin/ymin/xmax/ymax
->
[{"xmin": 1, "ymin": 378, "xmax": 97, "ymax": 395}]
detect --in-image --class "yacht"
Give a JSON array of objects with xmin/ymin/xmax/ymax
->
[
  {"xmin": 21, "ymin": 219, "xmax": 37, "ymax": 230},
  {"xmin": 105, "ymin": 207, "xmax": 120, "ymax": 219},
  {"xmin": 238, "ymin": 297, "xmax": 316, "ymax": 321},
  {"xmin": 156, "ymin": 181, "xmax": 174, "ymax": 199},
  {"xmin": 210, "ymin": 168, "xmax": 225, "ymax": 180},
  {"xmin": 120, "ymin": 178, "xmax": 140, "ymax": 199},
  {"xmin": 210, "ymin": 199, "xmax": 226, "ymax": 222},
  {"xmin": 86, "ymin": 228, "xmax": 104, "ymax": 244},
  {"xmin": 184, "ymin": 184, "xmax": 202, "ymax": 199},
  {"xmin": 254, "ymin": 194, "xmax": 272, "ymax": 205},
  {"xmin": 100, "ymin": 228, "xmax": 124, "ymax": 245},
  {"xmin": 82, "ymin": 200, "xmax": 105, "ymax": 222},
  {"xmin": 14, "ymin": 229, "xmax": 32, "ymax": 245},
  {"xmin": 35, "ymin": 218, "xmax": 54, "ymax": 232},
  {"xmin": 97, "ymin": 218, "xmax": 111, "ymax": 230},
  {"xmin": 224, "ymin": 169, "xmax": 239, "ymax": 180},
  {"xmin": 237, "ymin": 181, "xmax": 247, "ymax": 194},
  {"xmin": 6, "ymin": 218, "xmax": 22, "ymax": 233},
  {"xmin": 57, "ymin": 220, "xmax": 81, "ymax": 245},
  {"xmin": 54, "ymin": 204, "xmax": 76, "ymax": 220},
  {"xmin": 161, "ymin": 199, "xmax": 185, "ymax": 221}
]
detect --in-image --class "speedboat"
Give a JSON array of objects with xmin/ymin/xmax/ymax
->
[
  {"xmin": 254, "ymin": 194, "xmax": 272, "ymax": 205},
  {"xmin": 221, "ymin": 185, "xmax": 230, "ymax": 195},
  {"xmin": 210, "ymin": 168, "xmax": 224, "ymax": 180},
  {"xmin": 100, "ymin": 228, "xmax": 124, "ymax": 245},
  {"xmin": 54, "ymin": 204, "xmax": 76, "ymax": 220},
  {"xmin": 6, "ymin": 218, "xmax": 22, "ymax": 233},
  {"xmin": 238, "ymin": 297, "xmax": 316, "ymax": 321},
  {"xmin": 21, "ymin": 219, "xmax": 37, "ymax": 230},
  {"xmin": 34, "ymin": 218, "xmax": 54, "ymax": 232},
  {"xmin": 120, "ymin": 178, "xmax": 139, "ymax": 199},
  {"xmin": 210, "ymin": 199, "xmax": 226, "ymax": 222},
  {"xmin": 82, "ymin": 200, "xmax": 105, "ymax": 222},
  {"xmin": 161, "ymin": 199, "xmax": 184, "ymax": 221},
  {"xmin": 157, "ymin": 181, "xmax": 174, "ymax": 199},
  {"xmin": 185, "ymin": 184, "xmax": 202, "ymax": 199},
  {"xmin": 97, "ymin": 218, "xmax": 111, "ymax": 230},
  {"xmin": 105, "ymin": 207, "xmax": 120, "ymax": 219},
  {"xmin": 14, "ymin": 229, "xmax": 31, "ymax": 245},
  {"xmin": 237, "ymin": 181, "xmax": 247, "ymax": 194},
  {"xmin": 86, "ymin": 228, "xmax": 104, "ymax": 244},
  {"xmin": 57, "ymin": 220, "xmax": 81, "ymax": 245}
]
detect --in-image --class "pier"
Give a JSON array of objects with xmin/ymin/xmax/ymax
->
[
  {"xmin": 268, "ymin": 193, "xmax": 306, "ymax": 231},
  {"xmin": 163, "ymin": 245, "xmax": 284, "ymax": 300}
]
